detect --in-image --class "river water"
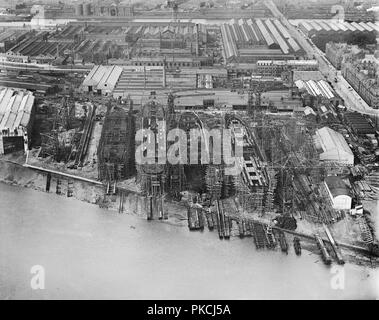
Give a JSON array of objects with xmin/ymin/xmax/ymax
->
[{"xmin": 0, "ymin": 183, "xmax": 377, "ymax": 300}]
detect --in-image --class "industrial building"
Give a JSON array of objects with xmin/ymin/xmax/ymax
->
[
  {"xmin": 324, "ymin": 176, "xmax": 352, "ymax": 210},
  {"xmin": 82, "ymin": 65, "xmax": 123, "ymax": 95},
  {"xmin": 313, "ymin": 127, "xmax": 354, "ymax": 165},
  {"xmin": 295, "ymin": 79, "xmax": 340, "ymax": 105},
  {"xmin": 0, "ymin": 29, "xmax": 30, "ymax": 53},
  {"xmin": 294, "ymin": 19, "xmax": 377, "ymax": 51},
  {"xmin": 221, "ymin": 18, "xmax": 302, "ymax": 63},
  {"xmin": 0, "ymin": 88, "xmax": 35, "ymax": 155},
  {"xmin": 343, "ymin": 112, "xmax": 376, "ymax": 135},
  {"xmin": 279, "ymin": 1, "xmax": 375, "ymax": 22}
]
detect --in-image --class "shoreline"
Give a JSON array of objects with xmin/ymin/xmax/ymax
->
[{"xmin": 0, "ymin": 157, "xmax": 377, "ymax": 268}]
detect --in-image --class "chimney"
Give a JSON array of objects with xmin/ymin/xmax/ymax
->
[
  {"xmin": 162, "ymin": 58, "xmax": 166, "ymax": 87},
  {"xmin": 195, "ymin": 23, "xmax": 199, "ymax": 57}
]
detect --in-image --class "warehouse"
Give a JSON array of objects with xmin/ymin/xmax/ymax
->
[
  {"xmin": 324, "ymin": 176, "xmax": 352, "ymax": 210},
  {"xmin": 293, "ymin": 19, "xmax": 376, "ymax": 51},
  {"xmin": 0, "ymin": 88, "xmax": 35, "ymax": 155},
  {"xmin": 82, "ymin": 65, "xmax": 123, "ymax": 95},
  {"xmin": 221, "ymin": 19, "xmax": 301, "ymax": 63},
  {"xmin": 295, "ymin": 79, "xmax": 341, "ymax": 105},
  {"xmin": 313, "ymin": 126, "xmax": 354, "ymax": 165},
  {"xmin": 343, "ymin": 112, "xmax": 376, "ymax": 135}
]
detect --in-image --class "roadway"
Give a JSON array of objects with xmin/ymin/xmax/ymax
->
[{"xmin": 265, "ymin": 0, "xmax": 379, "ymax": 117}]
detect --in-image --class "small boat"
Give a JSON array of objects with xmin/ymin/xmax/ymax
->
[{"xmin": 293, "ymin": 237, "xmax": 301, "ymax": 256}]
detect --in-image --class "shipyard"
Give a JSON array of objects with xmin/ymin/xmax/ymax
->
[{"xmin": 0, "ymin": 0, "xmax": 378, "ymax": 301}]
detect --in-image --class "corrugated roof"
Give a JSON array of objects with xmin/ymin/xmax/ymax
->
[
  {"xmin": 300, "ymin": 20, "xmax": 313, "ymax": 32},
  {"xmin": 0, "ymin": 88, "xmax": 34, "ymax": 132},
  {"xmin": 256, "ymin": 19, "xmax": 275, "ymax": 47},
  {"xmin": 265, "ymin": 19, "xmax": 289, "ymax": 54},
  {"xmin": 295, "ymin": 79, "xmax": 335, "ymax": 99},
  {"xmin": 317, "ymin": 21, "xmax": 331, "ymax": 31},
  {"xmin": 82, "ymin": 65, "xmax": 123, "ymax": 92},
  {"xmin": 335, "ymin": 22, "xmax": 348, "ymax": 32},
  {"xmin": 343, "ymin": 21, "xmax": 356, "ymax": 32},
  {"xmin": 367, "ymin": 22, "xmax": 379, "ymax": 32},
  {"xmin": 287, "ymin": 38, "xmax": 300, "ymax": 52},
  {"xmin": 273, "ymin": 19, "xmax": 291, "ymax": 39},
  {"xmin": 309, "ymin": 21, "xmax": 323, "ymax": 31},
  {"xmin": 359, "ymin": 22, "xmax": 374, "ymax": 32},
  {"xmin": 326, "ymin": 20, "xmax": 340, "ymax": 32},
  {"xmin": 314, "ymin": 127, "xmax": 353, "ymax": 163},
  {"xmin": 351, "ymin": 22, "xmax": 365, "ymax": 32}
]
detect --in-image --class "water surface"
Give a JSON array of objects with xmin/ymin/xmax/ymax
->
[{"xmin": 0, "ymin": 183, "xmax": 377, "ymax": 299}]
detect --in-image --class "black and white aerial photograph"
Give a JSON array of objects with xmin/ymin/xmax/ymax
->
[{"xmin": 0, "ymin": 0, "xmax": 378, "ymax": 304}]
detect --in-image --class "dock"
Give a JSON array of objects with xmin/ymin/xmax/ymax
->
[
  {"xmin": 315, "ymin": 234, "xmax": 332, "ymax": 265},
  {"xmin": 323, "ymin": 224, "xmax": 345, "ymax": 265}
]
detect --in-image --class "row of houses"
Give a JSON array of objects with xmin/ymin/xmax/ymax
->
[
  {"xmin": 256, "ymin": 59, "xmax": 318, "ymax": 76},
  {"xmin": 342, "ymin": 55, "xmax": 379, "ymax": 109}
]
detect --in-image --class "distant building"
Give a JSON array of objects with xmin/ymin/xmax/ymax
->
[
  {"xmin": 93, "ymin": 2, "xmax": 134, "ymax": 17},
  {"xmin": 295, "ymin": 79, "xmax": 341, "ymax": 106},
  {"xmin": 82, "ymin": 65, "xmax": 123, "ymax": 95},
  {"xmin": 342, "ymin": 57, "xmax": 379, "ymax": 109},
  {"xmin": 74, "ymin": 1, "xmax": 134, "ymax": 17},
  {"xmin": 221, "ymin": 18, "xmax": 302, "ymax": 64},
  {"xmin": 324, "ymin": 176, "xmax": 352, "ymax": 210},
  {"xmin": 313, "ymin": 127, "xmax": 354, "ymax": 165},
  {"xmin": 256, "ymin": 59, "xmax": 318, "ymax": 76}
]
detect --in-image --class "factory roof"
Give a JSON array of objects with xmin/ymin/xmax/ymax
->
[
  {"xmin": 335, "ymin": 22, "xmax": 348, "ymax": 32},
  {"xmin": 309, "ymin": 21, "xmax": 323, "ymax": 31},
  {"xmin": 317, "ymin": 21, "xmax": 331, "ymax": 31},
  {"xmin": 359, "ymin": 22, "xmax": 373, "ymax": 32},
  {"xmin": 256, "ymin": 19, "xmax": 275, "ymax": 47},
  {"xmin": 264, "ymin": 19, "xmax": 289, "ymax": 54},
  {"xmin": 324, "ymin": 176, "xmax": 351, "ymax": 198},
  {"xmin": 367, "ymin": 22, "xmax": 379, "ymax": 32},
  {"xmin": 295, "ymin": 79, "xmax": 335, "ymax": 99},
  {"xmin": 82, "ymin": 65, "xmax": 123, "ymax": 92},
  {"xmin": 300, "ymin": 20, "xmax": 313, "ymax": 32},
  {"xmin": 0, "ymin": 88, "xmax": 34, "ymax": 132},
  {"xmin": 344, "ymin": 112, "xmax": 376, "ymax": 135},
  {"xmin": 342, "ymin": 21, "xmax": 356, "ymax": 32},
  {"xmin": 351, "ymin": 22, "xmax": 365, "ymax": 32},
  {"xmin": 314, "ymin": 127, "xmax": 354, "ymax": 165},
  {"xmin": 287, "ymin": 38, "xmax": 301, "ymax": 52},
  {"xmin": 273, "ymin": 19, "xmax": 291, "ymax": 39},
  {"xmin": 326, "ymin": 20, "xmax": 340, "ymax": 32}
]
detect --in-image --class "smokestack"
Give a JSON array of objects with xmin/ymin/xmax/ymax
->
[
  {"xmin": 195, "ymin": 23, "xmax": 199, "ymax": 57},
  {"xmin": 163, "ymin": 58, "xmax": 166, "ymax": 87}
]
